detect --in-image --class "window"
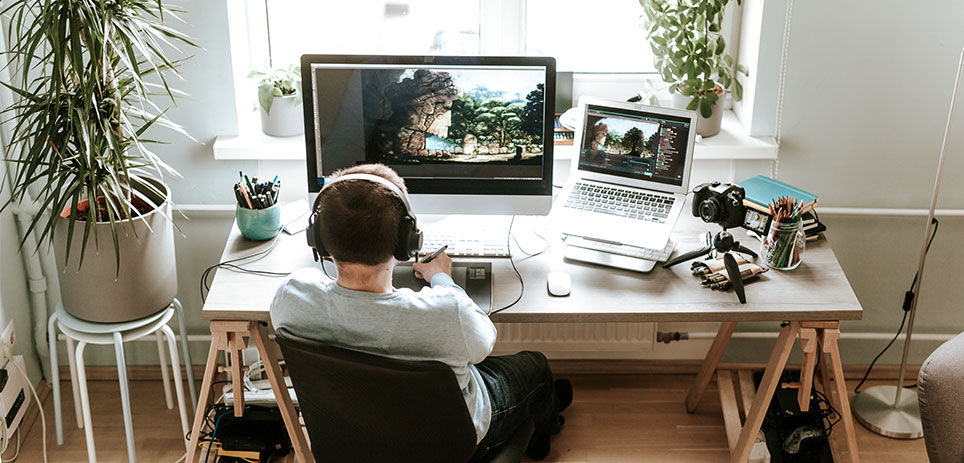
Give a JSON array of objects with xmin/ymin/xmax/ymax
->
[
  {"xmin": 221, "ymin": 0, "xmax": 777, "ymax": 161},
  {"xmin": 264, "ymin": 1, "xmax": 483, "ymax": 68},
  {"xmin": 524, "ymin": 0, "xmax": 655, "ymax": 73},
  {"xmin": 245, "ymin": 0, "xmax": 654, "ymax": 73}
]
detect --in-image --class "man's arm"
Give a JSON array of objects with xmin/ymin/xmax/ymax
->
[{"xmin": 415, "ymin": 252, "xmax": 496, "ymax": 362}]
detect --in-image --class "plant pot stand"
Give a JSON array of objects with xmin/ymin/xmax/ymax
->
[{"xmin": 47, "ymin": 299, "xmax": 197, "ymax": 463}]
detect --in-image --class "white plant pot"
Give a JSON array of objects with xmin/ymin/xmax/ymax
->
[
  {"xmin": 260, "ymin": 95, "xmax": 304, "ymax": 137},
  {"xmin": 53, "ymin": 178, "xmax": 177, "ymax": 323},
  {"xmin": 672, "ymin": 89, "xmax": 725, "ymax": 138}
]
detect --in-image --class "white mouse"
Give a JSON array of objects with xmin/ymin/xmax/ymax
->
[{"xmin": 547, "ymin": 271, "xmax": 571, "ymax": 297}]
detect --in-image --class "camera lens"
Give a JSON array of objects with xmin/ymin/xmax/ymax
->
[{"xmin": 699, "ymin": 199, "xmax": 721, "ymax": 223}]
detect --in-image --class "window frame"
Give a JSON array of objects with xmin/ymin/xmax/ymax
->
[{"xmin": 219, "ymin": 0, "xmax": 780, "ymax": 162}]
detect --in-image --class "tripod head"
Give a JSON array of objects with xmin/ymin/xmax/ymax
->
[{"xmin": 663, "ymin": 226, "xmax": 759, "ymax": 303}]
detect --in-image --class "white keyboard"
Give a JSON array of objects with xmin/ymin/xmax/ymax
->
[
  {"xmin": 420, "ymin": 231, "xmax": 511, "ymax": 258},
  {"xmin": 563, "ymin": 235, "xmax": 676, "ymax": 262}
]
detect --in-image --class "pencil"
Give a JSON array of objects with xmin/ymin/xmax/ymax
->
[{"xmin": 239, "ymin": 183, "xmax": 254, "ymax": 209}]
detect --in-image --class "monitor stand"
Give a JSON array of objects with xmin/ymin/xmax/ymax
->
[{"xmin": 393, "ymin": 261, "xmax": 493, "ymax": 314}]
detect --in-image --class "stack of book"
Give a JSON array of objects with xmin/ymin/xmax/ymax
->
[{"xmin": 739, "ymin": 175, "xmax": 826, "ymax": 240}]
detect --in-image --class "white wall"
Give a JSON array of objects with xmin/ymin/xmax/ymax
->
[
  {"xmin": 0, "ymin": 163, "xmax": 44, "ymax": 385},
  {"xmin": 722, "ymin": 0, "xmax": 964, "ymax": 364},
  {"xmin": 11, "ymin": 0, "xmax": 964, "ymax": 368}
]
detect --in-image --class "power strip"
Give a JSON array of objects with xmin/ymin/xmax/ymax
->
[
  {"xmin": 0, "ymin": 356, "xmax": 30, "ymax": 443},
  {"xmin": 222, "ymin": 387, "xmax": 299, "ymax": 408}
]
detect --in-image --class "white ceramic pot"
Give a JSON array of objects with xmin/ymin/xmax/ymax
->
[
  {"xmin": 672, "ymin": 88, "xmax": 725, "ymax": 138},
  {"xmin": 53, "ymin": 178, "xmax": 177, "ymax": 323},
  {"xmin": 260, "ymin": 94, "xmax": 305, "ymax": 137}
]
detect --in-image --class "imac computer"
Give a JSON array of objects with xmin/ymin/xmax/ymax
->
[{"xmin": 301, "ymin": 55, "xmax": 555, "ymax": 215}]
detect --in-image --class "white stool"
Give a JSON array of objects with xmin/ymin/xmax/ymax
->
[{"xmin": 48, "ymin": 300, "xmax": 195, "ymax": 463}]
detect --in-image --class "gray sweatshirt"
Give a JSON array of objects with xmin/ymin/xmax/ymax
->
[{"xmin": 269, "ymin": 267, "xmax": 497, "ymax": 442}]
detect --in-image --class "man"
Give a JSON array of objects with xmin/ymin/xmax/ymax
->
[{"xmin": 270, "ymin": 163, "xmax": 571, "ymax": 460}]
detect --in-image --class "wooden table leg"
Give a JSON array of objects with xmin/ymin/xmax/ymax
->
[
  {"xmin": 816, "ymin": 335, "xmax": 833, "ymax": 401},
  {"xmin": 687, "ymin": 321, "xmax": 737, "ymax": 412},
  {"xmin": 822, "ymin": 326, "xmax": 860, "ymax": 463},
  {"xmin": 186, "ymin": 331, "xmax": 225, "ymax": 463},
  {"xmin": 732, "ymin": 321, "xmax": 800, "ymax": 463},
  {"xmin": 227, "ymin": 332, "xmax": 245, "ymax": 417},
  {"xmin": 716, "ymin": 370, "xmax": 741, "ymax": 451},
  {"xmin": 797, "ymin": 327, "xmax": 818, "ymax": 412},
  {"xmin": 251, "ymin": 322, "xmax": 313, "ymax": 462}
]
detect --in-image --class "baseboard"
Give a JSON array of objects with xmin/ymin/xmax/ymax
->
[
  {"xmin": 58, "ymin": 365, "xmax": 206, "ymax": 382},
  {"xmin": 59, "ymin": 361, "xmax": 919, "ymax": 382}
]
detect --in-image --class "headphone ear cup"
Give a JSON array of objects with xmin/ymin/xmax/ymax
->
[
  {"xmin": 306, "ymin": 208, "xmax": 330, "ymax": 262},
  {"xmin": 394, "ymin": 215, "xmax": 421, "ymax": 261}
]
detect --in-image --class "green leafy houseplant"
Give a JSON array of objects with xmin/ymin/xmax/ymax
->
[
  {"xmin": 249, "ymin": 65, "xmax": 302, "ymax": 114},
  {"xmin": 1, "ymin": 0, "xmax": 195, "ymax": 322},
  {"xmin": 2, "ymin": 0, "xmax": 195, "ymax": 267},
  {"xmin": 640, "ymin": 0, "xmax": 748, "ymax": 118}
]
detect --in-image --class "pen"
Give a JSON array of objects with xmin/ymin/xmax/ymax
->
[
  {"xmin": 419, "ymin": 245, "xmax": 448, "ymax": 264},
  {"xmin": 243, "ymin": 173, "xmax": 255, "ymax": 196}
]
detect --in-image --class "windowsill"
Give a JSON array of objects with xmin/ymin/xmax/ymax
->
[
  {"xmin": 213, "ymin": 130, "xmax": 306, "ymax": 161},
  {"xmin": 213, "ymin": 110, "xmax": 775, "ymax": 162}
]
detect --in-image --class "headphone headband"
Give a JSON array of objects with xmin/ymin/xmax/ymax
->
[
  {"xmin": 322, "ymin": 173, "xmax": 415, "ymax": 217},
  {"xmin": 308, "ymin": 171, "xmax": 423, "ymax": 262}
]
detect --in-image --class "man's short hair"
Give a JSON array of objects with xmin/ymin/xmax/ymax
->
[{"xmin": 316, "ymin": 164, "xmax": 408, "ymax": 265}]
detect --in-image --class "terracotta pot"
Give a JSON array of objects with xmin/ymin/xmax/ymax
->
[{"xmin": 53, "ymin": 178, "xmax": 177, "ymax": 322}]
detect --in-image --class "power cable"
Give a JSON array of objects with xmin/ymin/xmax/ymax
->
[
  {"xmin": 854, "ymin": 218, "xmax": 939, "ymax": 394},
  {"xmin": 489, "ymin": 217, "xmax": 525, "ymax": 315}
]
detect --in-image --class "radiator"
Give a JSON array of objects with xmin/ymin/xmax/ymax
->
[{"xmin": 491, "ymin": 322, "xmax": 719, "ymax": 359}]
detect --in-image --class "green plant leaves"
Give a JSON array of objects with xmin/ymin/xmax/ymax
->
[
  {"xmin": 258, "ymin": 82, "xmax": 278, "ymax": 114},
  {"xmin": 0, "ymin": 0, "xmax": 196, "ymax": 271},
  {"xmin": 250, "ymin": 64, "xmax": 302, "ymax": 112},
  {"xmin": 700, "ymin": 99, "xmax": 713, "ymax": 118},
  {"xmin": 640, "ymin": 0, "xmax": 747, "ymax": 110}
]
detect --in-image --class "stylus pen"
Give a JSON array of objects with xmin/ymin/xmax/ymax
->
[{"xmin": 419, "ymin": 245, "xmax": 448, "ymax": 264}]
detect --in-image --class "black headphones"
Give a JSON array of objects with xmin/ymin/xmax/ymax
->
[{"xmin": 306, "ymin": 173, "xmax": 423, "ymax": 263}]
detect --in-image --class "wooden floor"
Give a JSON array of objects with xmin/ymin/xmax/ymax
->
[{"xmin": 12, "ymin": 374, "xmax": 927, "ymax": 462}]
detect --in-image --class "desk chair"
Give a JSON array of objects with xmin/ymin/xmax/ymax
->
[{"xmin": 275, "ymin": 327, "xmax": 533, "ymax": 463}]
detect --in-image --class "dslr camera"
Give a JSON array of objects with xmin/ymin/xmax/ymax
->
[{"xmin": 691, "ymin": 182, "xmax": 747, "ymax": 229}]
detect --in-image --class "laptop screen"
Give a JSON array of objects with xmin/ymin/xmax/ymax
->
[{"xmin": 578, "ymin": 103, "xmax": 692, "ymax": 187}]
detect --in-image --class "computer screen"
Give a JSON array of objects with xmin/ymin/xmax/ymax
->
[
  {"xmin": 578, "ymin": 103, "xmax": 692, "ymax": 187},
  {"xmin": 302, "ymin": 55, "xmax": 555, "ymax": 212}
]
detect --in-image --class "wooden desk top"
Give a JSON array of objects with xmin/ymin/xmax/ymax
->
[{"xmin": 202, "ymin": 206, "xmax": 862, "ymax": 323}]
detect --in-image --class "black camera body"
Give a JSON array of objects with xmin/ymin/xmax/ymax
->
[{"xmin": 692, "ymin": 182, "xmax": 747, "ymax": 230}]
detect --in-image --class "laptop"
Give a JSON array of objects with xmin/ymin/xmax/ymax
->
[{"xmin": 556, "ymin": 97, "xmax": 697, "ymax": 255}]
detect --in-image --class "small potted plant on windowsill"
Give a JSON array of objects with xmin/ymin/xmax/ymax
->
[
  {"xmin": 640, "ymin": 0, "xmax": 748, "ymax": 137},
  {"xmin": 249, "ymin": 65, "xmax": 304, "ymax": 137}
]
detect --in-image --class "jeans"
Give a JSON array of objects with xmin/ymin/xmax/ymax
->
[{"xmin": 470, "ymin": 351, "xmax": 560, "ymax": 460}]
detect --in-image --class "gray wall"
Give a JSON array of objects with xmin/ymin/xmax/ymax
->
[
  {"xmin": 0, "ymin": 162, "xmax": 44, "ymax": 384},
  {"xmin": 7, "ymin": 0, "xmax": 964, "ymax": 370}
]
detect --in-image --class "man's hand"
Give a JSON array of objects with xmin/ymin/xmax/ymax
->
[{"xmin": 413, "ymin": 251, "xmax": 453, "ymax": 282}]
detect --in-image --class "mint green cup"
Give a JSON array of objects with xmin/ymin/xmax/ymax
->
[{"xmin": 236, "ymin": 204, "xmax": 282, "ymax": 240}]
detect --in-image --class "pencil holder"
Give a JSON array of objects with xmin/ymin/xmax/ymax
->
[
  {"xmin": 236, "ymin": 204, "xmax": 282, "ymax": 241},
  {"xmin": 761, "ymin": 219, "xmax": 805, "ymax": 270}
]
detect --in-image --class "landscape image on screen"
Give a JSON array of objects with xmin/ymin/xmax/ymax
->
[
  {"xmin": 360, "ymin": 68, "xmax": 545, "ymax": 166},
  {"xmin": 583, "ymin": 115, "xmax": 660, "ymax": 159}
]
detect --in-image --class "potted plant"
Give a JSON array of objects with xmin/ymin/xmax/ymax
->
[
  {"xmin": 1, "ymin": 0, "xmax": 195, "ymax": 322},
  {"xmin": 249, "ymin": 65, "xmax": 304, "ymax": 137},
  {"xmin": 640, "ymin": 0, "xmax": 748, "ymax": 137}
]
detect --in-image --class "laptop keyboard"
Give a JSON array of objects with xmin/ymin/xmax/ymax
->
[{"xmin": 564, "ymin": 182, "xmax": 675, "ymax": 223}]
